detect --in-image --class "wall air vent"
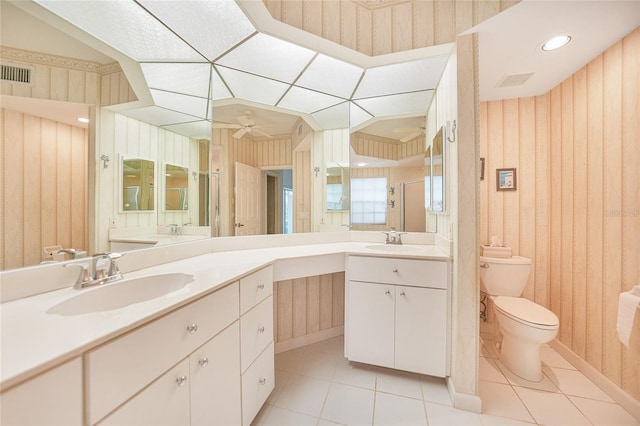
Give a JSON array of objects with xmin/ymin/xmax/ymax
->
[
  {"xmin": 496, "ymin": 72, "xmax": 534, "ymax": 88},
  {"xmin": 1, "ymin": 64, "xmax": 33, "ymax": 85}
]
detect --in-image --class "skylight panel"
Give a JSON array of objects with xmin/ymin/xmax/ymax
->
[
  {"xmin": 36, "ymin": 0, "xmax": 205, "ymax": 61},
  {"xmin": 278, "ymin": 86, "xmax": 344, "ymax": 114},
  {"xmin": 215, "ymin": 33, "xmax": 315, "ymax": 83},
  {"xmin": 354, "ymin": 91, "xmax": 434, "ymax": 118},
  {"xmin": 216, "ymin": 66, "xmax": 289, "ymax": 106},
  {"xmin": 137, "ymin": 0, "xmax": 255, "ymax": 61},
  {"xmin": 354, "ymin": 56, "xmax": 448, "ymax": 99},
  {"xmin": 163, "ymin": 120, "xmax": 212, "ymax": 140},
  {"xmin": 350, "ymin": 102, "xmax": 374, "ymax": 129},
  {"xmin": 295, "ymin": 54, "xmax": 363, "ymax": 99},
  {"xmin": 119, "ymin": 106, "xmax": 202, "ymax": 127},
  {"xmin": 150, "ymin": 90, "xmax": 209, "ymax": 119},
  {"xmin": 311, "ymin": 102, "xmax": 351, "ymax": 130},
  {"xmin": 140, "ymin": 63, "xmax": 211, "ymax": 98}
]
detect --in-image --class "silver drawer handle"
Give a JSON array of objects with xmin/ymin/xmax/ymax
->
[
  {"xmin": 385, "ymin": 290, "xmax": 391, "ymax": 295},
  {"xmin": 259, "ymin": 377, "xmax": 266, "ymax": 385},
  {"xmin": 400, "ymin": 291, "xmax": 406, "ymax": 296},
  {"xmin": 176, "ymin": 376, "xmax": 188, "ymax": 387},
  {"xmin": 257, "ymin": 284, "xmax": 265, "ymax": 290},
  {"xmin": 199, "ymin": 357, "xmax": 209, "ymax": 368},
  {"xmin": 187, "ymin": 323, "xmax": 199, "ymax": 334},
  {"xmin": 480, "ymin": 263, "xmax": 490, "ymax": 269},
  {"xmin": 258, "ymin": 326, "xmax": 265, "ymax": 334}
]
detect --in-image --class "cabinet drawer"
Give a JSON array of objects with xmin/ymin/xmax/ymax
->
[
  {"xmin": 1, "ymin": 357, "xmax": 83, "ymax": 426},
  {"xmin": 241, "ymin": 343, "xmax": 274, "ymax": 426},
  {"xmin": 240, "ymin": 295, "xmax": 273, "ymax": 373},
  {"xmin": 240, "ymin": 266, "xmax": 273, "ymax": 314},
  {"xmin": 349, "ymin": 256, "xmax": 447, "ymax": 289},
  {"xmin": 99, "ymin": 358, "xmax": 190, "ymax": 426},
  {"xmin": 86, "ymin": 282, "xmax": 239, "ymax": 425}
]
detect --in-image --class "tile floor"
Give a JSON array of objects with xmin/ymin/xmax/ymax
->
[{"xmin": 252, "ymin": 334, "xmax": 639, "ymax": 426}]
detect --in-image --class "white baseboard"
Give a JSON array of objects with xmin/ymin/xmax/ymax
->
[
  {"xmin": 549, "ymin": 339, "xmax": 640, "ymax": 421},
  {"xmin": 275, "ymin": 326, "xmax": 344, "ymax": 354},
  {"xmin": 446, "ymin": 377, "xmax": 482, "ymax": 413}
]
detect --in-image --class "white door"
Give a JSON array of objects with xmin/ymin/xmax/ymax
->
[
  {"xmin": 235, "ymin": 162, "xmax": 262, "ymax": 235},
  {"xmin": 347, "ymin": 281, "xmax": 395, "ymax": 368},
  {"xmin": 395, "ymin": 286, "xmax": 447, "ymax": 376}
]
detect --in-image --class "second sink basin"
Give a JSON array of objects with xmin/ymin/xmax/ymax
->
[{"xmin": 48, "ymin": 273, "xmax": 194, "ymax": 316}]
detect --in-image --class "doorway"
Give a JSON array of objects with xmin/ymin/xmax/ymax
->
[
  {"xmin": 266, "ymin": 169, "xmax": 293, "ymax": 234},
  {"xmin": 401, "ymin": 179, "xmax": 426, "ymax": 232}
]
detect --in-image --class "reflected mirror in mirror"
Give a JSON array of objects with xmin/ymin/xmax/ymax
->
[
  {"xmin": 350, "ymin": 115, "xmax": 429, "ymax": 232},
  {"xmin": 163, "ymin": 164, "xmax": 189, "ymax": 211},
  {"xmin": 431, "ymin": 126, "xmax": 445, "ymax": 213},
  {"xmin": 326, "ymin": 163, "xmax": 350, "ymax": 211},
  {"xmin": 122, "ymin": 158, "xmax": 155, "ymax": 211}
]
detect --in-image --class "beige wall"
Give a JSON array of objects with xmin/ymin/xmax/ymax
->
[
  {"xmin": 480, "ymin": 28, "xmax": 640, "ymax": 401},
  {"xmin": 0, "ymin": 109, "xmax": 88, "ymax": 269},
  {"xmin": 263, "ymin": 0, "xmax": 518, "ymax": 56}
]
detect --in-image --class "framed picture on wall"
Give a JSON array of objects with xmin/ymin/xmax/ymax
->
[{"xmin": 496, "ymin": 168, "xmax": 517, "ymax": 191}]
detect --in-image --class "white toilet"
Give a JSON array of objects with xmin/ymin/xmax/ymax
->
[{"xmin": 480, "ymin": 255, "xmax": 559, "ymax": 382}]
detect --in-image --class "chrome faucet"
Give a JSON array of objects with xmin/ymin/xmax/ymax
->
[
  {"xmin": 66, "ymin": 252, "xmax": 124, "ymax": 289},
  {"xmin": 381, "ymin": 227, "xmax": 407, "ymax": 245},
  {"xmin": 167, "ymin": 224, "xmax": 179, "ymax": 235},
  {"xmin": 56, "ymin": 248, "xmax": 77, "ymax": 259}
]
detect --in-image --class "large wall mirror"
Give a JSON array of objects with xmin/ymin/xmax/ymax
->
[
  {"xmin": 163, "ymin": 163, "xmax": 189, "ymax": 211},
  {"xmin": 1, "ymin": 0, "xmax": 451, "ymax": 271}
]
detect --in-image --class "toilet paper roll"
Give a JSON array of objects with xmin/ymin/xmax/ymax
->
[{"xmin": 616, "ymin": 285, "xmax": 640, "ymax": 347}]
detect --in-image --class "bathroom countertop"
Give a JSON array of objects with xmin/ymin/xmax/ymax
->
[
  {"xmin": 0, "ymin": 242, "xmax": 450, "ymax": 388},
  {"xmin": 108, "ymin": 233, "xmax": 209, "ymax": 245}
]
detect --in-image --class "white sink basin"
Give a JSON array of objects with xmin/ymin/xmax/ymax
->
[
  {"xmin": 48, "ymin": 273, "xmax": 194, "ymax": 316},
  {"xmin": 364, "ymin": 244, "xmax": 427, "ymax": 253}
]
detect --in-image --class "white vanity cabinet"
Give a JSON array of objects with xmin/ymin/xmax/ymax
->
[
  {"xmin": 346, "ymin": 256, "xmax": 449, "ymax": 377},
  {"xmin": 239, "ymin": 266, "xmax": 275, "ymax": 425},
  {"xmin": 0, "ymin": 357, "xmax": 83, "ymax": 425},
  {"xmin": 88, "ymin": 281, "xmax": 241, "ymax": 425}
]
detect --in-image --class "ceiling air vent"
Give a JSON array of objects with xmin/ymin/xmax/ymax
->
[
  {"xmin": 1, "ymin": 64, "xmax": 33, "ymax": 85},
  {"xmin": 496, "ymin": 73, "xmax": 534, "ymax": 88}
]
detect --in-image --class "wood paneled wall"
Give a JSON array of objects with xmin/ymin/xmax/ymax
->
[
  {"xmin": 351, "ymin": 132, "xmax": 423, "ymax": 160},
  {"xmin": 480, "ymin": 28, "xmax": 640, "ymax": 401},
  {"xmin": 263, "ymin": 0, "xmax": 518, "ymax": 56},
  {"xmin": 293, "ymin": 149, "xmax": 312, "ymax": 233},
  {"xmin": 0, "ymin": 109, "xmax": 87, "ymax": 269},
  {"xmin": 274, "ymin": 272, "xmax": 345, "ymax": 344}
]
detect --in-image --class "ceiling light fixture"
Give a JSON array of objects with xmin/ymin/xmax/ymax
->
[
  {"xmin": 542, "ymin": 35, "xmax": 572, "ymax": 51},
  {"xmin": 76, "ymin": 117, "xmax": 89, "ymax": 123}
]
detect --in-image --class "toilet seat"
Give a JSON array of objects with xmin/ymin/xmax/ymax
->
[{"xmin": 494, "ymin": 296, "xmax": 559, "ymax": 330}]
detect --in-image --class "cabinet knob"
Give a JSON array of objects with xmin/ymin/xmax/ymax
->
[
  {"xmin": 187, "ymin": 323, "xmax": 199, "ymax": 334},
  {"xmin": 257, "ymin": 284, "xmax": 265, "ymax": 290},
  {"xmin": 385, "ymin": 290, "xmax": 391, "ymax": 295},
  {"xmin": 258, "ymin": 326, "xmax": 265, "ymax": 334},
  {"xmin": 259, "ymin": 377, "xmax": 267, "ymax": 385},
  {"xmin": 392, "ymin": 268, "xmax": 399, "ymax": 273},
  {"xmin": 198, "ymin": 357, "xmax": 209, "ymax": 368},
  {"xmin": 400, "ymin": 291, "xmax": 406, "ymax": 296},
  {"xmin": 176, "ymin": 376, "xmax": 188, "ymax": 387}
]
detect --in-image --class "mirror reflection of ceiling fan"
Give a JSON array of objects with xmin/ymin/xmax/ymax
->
[
  {"xmin": 393, "ymin": 126, "xmax": 426, "ymax": 143},
  {"xmin": 212, "ymin": 110, "xmax": 274, "ymax": 139}
]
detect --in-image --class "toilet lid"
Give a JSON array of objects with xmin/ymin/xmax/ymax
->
[{"xmin": 494, "ymin": 296, "xmax": 559, "ymax": 327}]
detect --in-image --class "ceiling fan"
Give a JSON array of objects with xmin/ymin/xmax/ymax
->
[
  {"xmin": 393, "ymin": 126, "xmax": 426, "ymax": 143},
  {"xmin": 213, "ymin": 109, "xmax": 273, "ymax": 139}
]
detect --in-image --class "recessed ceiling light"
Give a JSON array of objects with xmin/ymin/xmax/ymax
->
[
  {"xmin": 357, "ymin": 162, "xmax": 367, "ymax": 167},
  {"xmin": 76, "ymin": 117, "xmax": 89, "ymax": 123},
  {"xmin": 542, "ymin": 35, "xmax": 571, "ymax": 51}
]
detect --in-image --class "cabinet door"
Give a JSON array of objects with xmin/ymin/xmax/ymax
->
[
  {"xmin": 347, "ymin": 281, "xmax": 394, "ymax": 368},
  {"xmin": 0, "ymin": 357, "xmax": 82, "ymax": 426},
  {"xmin": 190, "ymin": 321, "xmax": 241, "ymax": 426},
  {"xmin": 99, "ymin": 359, "xmax": 190, "ymax": 426},
  {"xmin": 240, "ymin": 295, "xmax": 273, "ymax": 373},
  {"xmin": 395, "ymin": 286, "xmax": 447, "ymax": 376}
]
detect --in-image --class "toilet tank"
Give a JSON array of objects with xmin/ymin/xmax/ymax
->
[{"xmin": 479, "ymin": 256, "xmax": 531, "ymax": 297}]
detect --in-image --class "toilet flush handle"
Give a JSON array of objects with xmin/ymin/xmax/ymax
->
[{"xmin": 480, "ymin": 263, "xmax": 490, "ymax": 269}]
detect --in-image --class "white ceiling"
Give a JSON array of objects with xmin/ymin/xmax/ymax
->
[
  {"xmin": 3, "ymin": 0, "xmax": 639, "ymax": 139},
  {"xmin": 468, "ymin": 0, "xmax": 640, "ymax": 101}
]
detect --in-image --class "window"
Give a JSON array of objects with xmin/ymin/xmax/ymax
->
[{"xmin": 351, "ymin": 177, "xmax": 387, "ymax": 225}]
